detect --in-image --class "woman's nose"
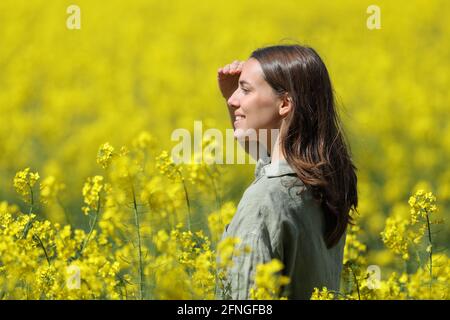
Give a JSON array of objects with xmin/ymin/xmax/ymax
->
[{"xmin": 227, "ymin": 89, "xmax": 240, "ymax": 108}]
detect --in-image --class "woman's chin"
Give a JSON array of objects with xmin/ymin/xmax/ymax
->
[
  {"xmin": 233, "ymin": 128, "xmax": 247, "ymax": 140},
  {"xmin": 234, "ymin": 127, "xmax": 259, "ymax": 143}
]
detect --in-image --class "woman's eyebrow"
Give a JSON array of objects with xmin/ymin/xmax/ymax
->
[{"xmin": 239, "ymin": 80, "xmax": 252, "ymax": 87}]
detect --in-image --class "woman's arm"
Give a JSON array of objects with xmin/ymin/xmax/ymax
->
[{"xmin": 219, "ymin": 224, "xmax": 274, "ymax": 300}]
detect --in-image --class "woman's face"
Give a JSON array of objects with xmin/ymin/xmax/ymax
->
[{"xmin": 227, "ymin": 58, "xmax": 285, "ymax": 140}]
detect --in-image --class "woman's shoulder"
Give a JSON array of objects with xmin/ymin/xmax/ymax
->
[
  {"xmin": 227, "ymin": 160, "xmax": 319, "ymax": 237},
  {"xmin": 258, "ymin": 162, "xmax": 311, "ymax": 207},
  {"xmin": 239, "ymin": 175, "xmax": 305, "ymax": 222},
  {"xmin": 240, "ymin": 176, "xmax": 311, "ymax": 226}
]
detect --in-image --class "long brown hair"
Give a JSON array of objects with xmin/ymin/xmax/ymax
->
[{"xmin": 250, "ymin": 44, "xmax": 358, "ymax": 249}]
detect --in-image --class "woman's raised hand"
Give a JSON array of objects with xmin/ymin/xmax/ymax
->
[{"xmin": 217, "ymin": 60, "xmax": 245, "ymax": 100}]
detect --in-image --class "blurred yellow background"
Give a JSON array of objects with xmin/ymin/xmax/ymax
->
[{"xmin": 0, "ymin": 0, "xmax": 449, "ymax": 296}]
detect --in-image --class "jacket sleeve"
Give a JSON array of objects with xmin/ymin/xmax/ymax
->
[
  {"xmin": 226, "ymin": 223, "xmax": 275, "ymax": 300},
  {"xmin": 216, "ymin": 186, "xmax": 301, "ymax": 300}
]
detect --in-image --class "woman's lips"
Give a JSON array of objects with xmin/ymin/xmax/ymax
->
[{"xmin": 234, "ymin": 116, "xmax": 245, "ymax": 126}]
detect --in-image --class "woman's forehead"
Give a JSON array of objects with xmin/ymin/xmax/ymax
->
[{"xmin": 241, "ymin": 58, "xmax": 264, "ymax": 87}]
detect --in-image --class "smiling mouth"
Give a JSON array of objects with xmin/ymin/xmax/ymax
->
[{"xmin": 235, "ymin": 115, "xmax": 246, "ymax": 120}]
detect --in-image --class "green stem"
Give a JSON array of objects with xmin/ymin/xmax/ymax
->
[
  {"xmin": 33, "ymin": 234, "xmax": 51, "ymax": 265},
  {"xmin": 425, "ymin": 212, "xmax": 433, "ymax": 297},
  {"xmin": 179, "ymin": 171, "xmax": 192, "ymax": 232},
  {"xmin": 131, "ymin": 182, "xmax": 145, "ymax": 300},
  {"xmin": 28, "ymin": 183, "xmax": 34, "ymax": 214},
  {"xmin": 349, "ymin": 264, "xmax": 361, "ymax": 300},
  {"xmin": 21, "ymin": 183, "xmax": 35, "ymax": 239},
  {"xmin": 79, "ymin": 196, "xmax": 101, "ymax": 255},
  {"xmin": 204, "ymin": 166, "xmax": 221, "ymax": 211}
]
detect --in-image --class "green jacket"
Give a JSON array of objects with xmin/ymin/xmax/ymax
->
[{"xmin": 216, "ymin": 153, "xmax": 346, "ymax": 300}]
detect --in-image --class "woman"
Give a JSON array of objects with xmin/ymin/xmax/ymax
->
[{"xmin": 216, "ymin": 44, "xmax": 358, "ymax": 300}]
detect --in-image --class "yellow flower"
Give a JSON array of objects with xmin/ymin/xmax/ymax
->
[
  {"xmin": 97, "ymin": 142, "xmax": 115, "ymax": 169},
  {"xmin": 343, "ymin": 220, "xmax": 367, "ymax": 266},
  {"xmin": 216, "ymin": 237, "xmax": 247, "ymax": 269},
  {"xmin": 132, "ymin": 131, "xmax": 155, "ymax": 151},
  {"xmin": 310, "ymin": 287, "xmax": 335, "ymax": 300},
  {"xmin": 156, "ymin": 150, "xmax": 183, "ymax": 182},
  {"xmin": 408, "ymin": 189, "xmax": 437, "ymax": 225},
  {"xmin": 381, "ymin": 216, "xmax": 410, "ymax": 260},
  {"xmin": 207, "ymin": 201, "xmax": 236, "ymax": 242},
  {"xmin": 153, "ymin": 229, "xmax": 170, "ymax": 252},
  {"xmin": 249, "ymin": 259, "xmax": 290, "ymax": 300},
  {"xmin": 13, "ymin": 168, "xmax": 40, "ymax": 203},
  {"xmin": 81, "ymin": 175, "xmax": 105, "ymax": 216},
  {"xmin": 40, "ymin": 176, "xmax": 66, "ymax": 205}
]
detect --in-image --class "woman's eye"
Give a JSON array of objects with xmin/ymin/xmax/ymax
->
[{"xmin": 241, "ymin": 87, "xmax": 249, "ymax": 94}]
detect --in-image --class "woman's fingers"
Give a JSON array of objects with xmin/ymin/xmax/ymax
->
[
  {"xmin": 231, "ymin": 60, "xmax": 241, "ymax": 70},
  {"xmin": 230, "ymin": 61, "xmax": 243, "ymax": 74},
  {"xmin": 222, "ymin": 64, "xmax": 230, "ymax": 74},
  {"xmin": 217, "ymin": 60, "xmax": 243, "ymax": 99},
  {"xmin": 218, "ymin": 60, "xmax": 244, "ymax": 76},
  {"xmin": 230, "ymin": 60, "xmax": 239, "ymax": 70}
]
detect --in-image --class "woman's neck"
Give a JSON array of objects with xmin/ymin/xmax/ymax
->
[
  {"xmin": 269, "ymin": 133, "xmax": 285, "ymax": 164},
  {"xmin": 258, "ymin": 130, "xmax": 284, "ymax": 164}
]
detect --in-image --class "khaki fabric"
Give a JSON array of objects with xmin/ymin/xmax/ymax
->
[{"xmin": 216, "ymin": 153, "xmax": 346, "ymax": 300}]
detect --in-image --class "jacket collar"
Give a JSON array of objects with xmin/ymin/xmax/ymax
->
[{"xmin": 254, "ymin": 153, "xmax": 297, "ymax": 179}]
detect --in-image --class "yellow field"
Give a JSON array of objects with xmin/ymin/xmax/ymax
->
[{"xmin": 0, "ymin": 0, "xmax": 448, "ymax": 299}]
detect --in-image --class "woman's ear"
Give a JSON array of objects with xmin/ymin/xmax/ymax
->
[{"xmin": 279, "ymin": 94, "xmax": 292, "ymax": 117}]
